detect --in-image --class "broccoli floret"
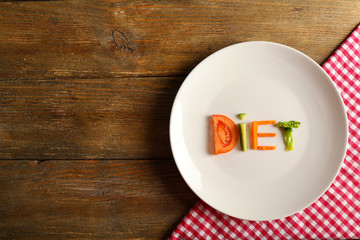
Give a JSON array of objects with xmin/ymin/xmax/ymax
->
[
  {"xmin": 276, "ymin": 121, "xmax": 300, "ymax": 129},
  {"xmin": 276, "ymin": 121, "xmax": 301, "ymax": 151}
]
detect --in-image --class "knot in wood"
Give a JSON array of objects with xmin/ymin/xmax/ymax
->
[{"xmin": 112, "ymin": 30, "xmax": 133, "ymax": 52}]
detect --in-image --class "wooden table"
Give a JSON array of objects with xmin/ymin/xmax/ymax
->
[{"xmin": 0, "ymin": 1, "xmax": 358, "ymax": 239}]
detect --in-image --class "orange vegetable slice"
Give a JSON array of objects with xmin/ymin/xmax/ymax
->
[
  {"xmin": 212, "ymin": 115, "xmax": 239, "ymax": 154},
  {"xmin": 251, "ymin": 121, "xmax": 258, "ymax": 150},
  {"xmin": 258, "ymin": 146, "xmax": 276, "ymax": 150},
  {"xmin": 252, "ymin": 120, "xmax": 277, "ymax": 150}
]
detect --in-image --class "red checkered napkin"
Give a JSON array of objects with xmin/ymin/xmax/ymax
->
[{"xmin": 170, "ymin": 25, "xmax": 360, "ymax": 239}]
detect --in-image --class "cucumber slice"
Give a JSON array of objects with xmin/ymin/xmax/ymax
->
[
  {"xmin": 239, "ymin": 123, "xmax": 248, "ymax": 151},
  {"xmin": 238, "ymin": 113, "xmax": 247, "ymax": 121}
]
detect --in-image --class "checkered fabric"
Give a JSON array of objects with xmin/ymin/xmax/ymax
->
[{"xmin": 170, "ymin": 25, "xmax": 360, "ymax": 239}]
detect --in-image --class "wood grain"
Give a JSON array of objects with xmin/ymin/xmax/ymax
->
[
  {"xmin": 0, "ymin": 77, "xmax": 182, "ymax": 160},
  {"xmin": 0, "ymin": 0, "xmax": 359, "ymax": 80},
  {"xmin": 1, "ymin": 1, "xmax": 359, "ymax": 239},
  {"xmin": 0, "ymin": 160, "xmax": 197, "ymax": 239}
]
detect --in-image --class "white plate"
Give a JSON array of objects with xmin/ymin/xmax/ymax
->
[{"xmin": 170, "ymin": 41, "xmax": 348, "ymax": 221}]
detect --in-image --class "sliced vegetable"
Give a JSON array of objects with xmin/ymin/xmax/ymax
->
[
  {"xmin": 252, "ymin": 120, "xmax": 277, "ymax": 150},
  {"xmin": 251, "ymin": 121, "xmax": 258, "ymax": 150},
  {"xmin": 257, "ymin": 133, "xmax": 276, "ymax": 137},
  {"xmin": 212, "ymin": 115, "xmax": 239, "ymax": 154},
  {"xmin": 258, "ymin": 120, "xmax": 276, "ymax": 125},
  {"xmin": 276, "ymin": 121, "xmax": 301, "ymax": 151},
  {"xmin": 238, "ymin": 113, "xmax": 247, "ymax": 121},
  {"xmin": 239, "ymin": 123, "xmax": 248, "ymax": 151},
  {"xmin": 258, "ymin": 146, "xmax": 276, "ymax": 150}
]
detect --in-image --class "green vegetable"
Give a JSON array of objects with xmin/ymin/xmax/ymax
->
[
  {"xmin": 239, "ymin": 123, "xmax": 248, "ymax": 151},
  {"xmin": 238, "ymin": 113, "xmax": 247, "ymax": 121},
  {"xmin": 276, "ymin": 121, "xmax": 301, "ymax": 151}
]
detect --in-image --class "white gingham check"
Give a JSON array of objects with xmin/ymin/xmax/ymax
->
[{"xmin": 170, "ymin": 25, "xmax": 360, "ymax": 239}]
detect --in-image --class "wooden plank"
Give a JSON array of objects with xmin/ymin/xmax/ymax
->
[
  {"xmin": 0, "ymin": 77, "xmax": 182, "ymax": 160},
  {"xmin": 0, "ymin": 0, "xmax": 359, "ymax": 80},
  {"xmin": 0, "ymin": 160, "xmax": 197, "ymax": 239}
]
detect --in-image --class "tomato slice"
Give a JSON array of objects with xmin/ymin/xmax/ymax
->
[{"xmin": 212, "ymin": 115, "xmax": 239, "ymax": 154}]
